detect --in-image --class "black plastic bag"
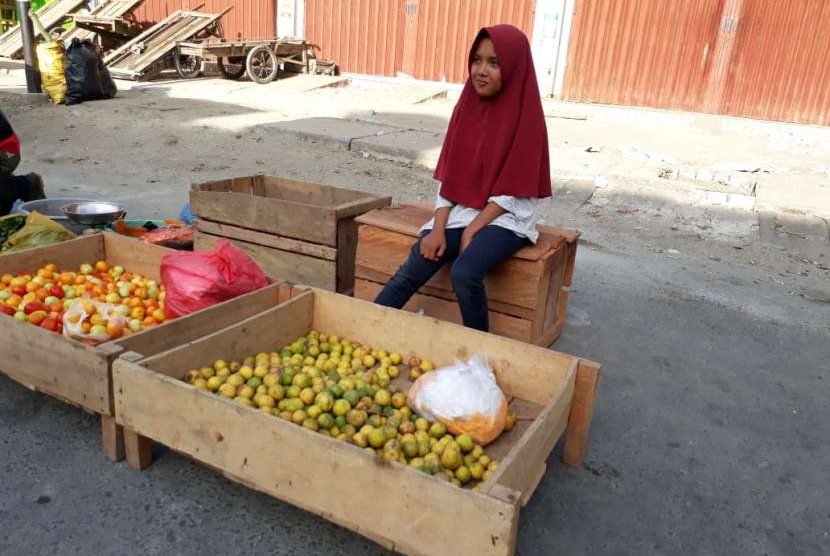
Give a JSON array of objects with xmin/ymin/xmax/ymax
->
[{"xmin": 64, "ymin": 39, "xmax": 117, "ymax": 105}]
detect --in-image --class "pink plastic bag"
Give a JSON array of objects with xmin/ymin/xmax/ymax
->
[{"xmin": 161, "ymin": 239, "xmax": 268, "ymax": 319}]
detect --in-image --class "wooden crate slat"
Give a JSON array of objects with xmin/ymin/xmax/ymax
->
[
  {"xmin": 195, "ymin": 220, "xmax": 337, "ymax": 261},
  {"xmin": 195, "ymin": 230, "xmax": 337, "ymax": 291},
  {"xmin": 356, "ymin": 225, "xmax": 545, "ymax": 311},
  {"xmin": 355, "ymin": 278, "xmax": 534, "ymax": 345}
]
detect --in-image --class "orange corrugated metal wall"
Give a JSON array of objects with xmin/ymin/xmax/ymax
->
[
  {"xmin": 132, "ymin": 0, "xmax": 275, "ymax": 40},
  {"xmin": 562, "ymin": 0, "xmax": 724, "ymax": 111},
  {"xmin": 721, "ymin": 0, "xmax": 830, "ymax": 126},
  {"xmin": 304, "ymin": 0, "xmax": 536, "ymax": 83},
  {"xmin": 562, "ymin": 0, "xmax": 830, "ymax": 125}
]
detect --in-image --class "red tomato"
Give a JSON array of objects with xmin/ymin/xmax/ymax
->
[
  {"xmin": 11, "ymin": 286, "xmax": 26, "ymax": 296},
  {"xmin": 0, "ymin": 306, "xmax": 15, "ymax": 316},
  {"xmin": 23, "ymin": 302, "xmax": 48, "ymax": 315},
  {"xmin": 48, "ymin": 285, "xmax": 65, "ymax": 299},
  {"xmin": 40, "ymin": 317, "xmax": 60, "ymax": 332}
]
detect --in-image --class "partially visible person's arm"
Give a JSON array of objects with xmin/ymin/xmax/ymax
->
[
  {"xmin": 421, "ymin": 194, "xmax": 454, "ymax": 261},
  {"xmin": 461, "ymin": 202, "xmax": 506, "ymax": 251}
]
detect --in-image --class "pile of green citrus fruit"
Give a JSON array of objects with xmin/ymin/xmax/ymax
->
[{"xmin": 183, "ymin": 330, "xmax": 509, "ymax": 489}]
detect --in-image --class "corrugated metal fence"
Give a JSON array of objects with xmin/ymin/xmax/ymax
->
[
  {"xmin": 562, "ymin": 0, "xmax": 830, "ymax": 125},
  {"xmin": 132, "ymin": 0, "xmax": 275, "ymax": 40},
  {"xmin": 305, "ymin": 0, "xmax": 536, "ymax": 83}
]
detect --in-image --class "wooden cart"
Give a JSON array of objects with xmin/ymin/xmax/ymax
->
[
  {"xmin": 174, "ymin": 37, "xmax": 336, "ymax": 83},
  {"xmin": 114, "ymin": 288, "xmax": 601, "ymax": 556}
]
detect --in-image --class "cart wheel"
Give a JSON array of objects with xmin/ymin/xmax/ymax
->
[
  {"xmin": 174, "ymin": 53, "xmax": 202, "ymax": 79},
  {"xmin": 217, "ymin": 56, "xmax": 246, "ymax": 80},
  {"xmin": 246, "ymin": 45, "xmax": 279, "ymax": 84}
]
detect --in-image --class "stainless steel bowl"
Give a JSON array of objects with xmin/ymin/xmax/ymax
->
[
  {"xmin": 17, "ymin": 198, "xmax": 98, "ymax": 221},
  {"xmin": 61, "ymin": 201, "xmax": 126, "ymax": 226}
]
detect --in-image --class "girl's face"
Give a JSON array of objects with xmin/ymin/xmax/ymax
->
[{"xmin": 471, "ymin": 38, "xmax": 502, "ymax": 98}]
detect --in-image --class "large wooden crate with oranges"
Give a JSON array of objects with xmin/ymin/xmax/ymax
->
[
  {"xmin": 0, "ymin": 233, "xmax": 295, "ymax": 460},
  {"xmin": 113, "ymin": 288, "xmax": 601, "ymax": 556}
]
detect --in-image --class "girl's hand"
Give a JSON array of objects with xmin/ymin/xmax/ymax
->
[
  {"xmin": 420, "ymin": 229, "xmax": 447, "ymax": 262},
  {"xmin": 460, "ymin": 228, "xmax": 476, "ymax": 252}
]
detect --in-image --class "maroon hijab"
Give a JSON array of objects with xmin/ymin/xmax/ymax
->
[{"xmin": 434, "ymin": 25, "xmax": 551, "ymax": 209}]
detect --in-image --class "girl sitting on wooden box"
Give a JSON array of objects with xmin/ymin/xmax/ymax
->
[{"xmin": 374, "ymin": 24, "xmax": 552, "ymax": 332}]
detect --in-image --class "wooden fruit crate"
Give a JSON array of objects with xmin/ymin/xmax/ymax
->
[
  {"xmin": 113, "ymin": 288, "xmax": 601, "ymax": 556},
  {"xmin": 0, "ymin": 233, "xmax": 293, "ymax": 460},
  {"xmin": 191, "ymin": 175, "xmax": 392, "ymax": 294},
  {"xmin": 354, "ymin": 204, "xmax": 580, "ymax": 346}
]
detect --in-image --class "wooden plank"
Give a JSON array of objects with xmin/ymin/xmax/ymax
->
[
  {"xmin": 0, "ymin": 317, "xmax": 114, "ymax": 415},
  {"xmin": 0, "ymin": 234, "xmax": 103, "ymax": 273},
  {"xmin": 195, "ymin": 231, "xmax": 337, "ymax": 291},
  {"xmin": 355, "ymin": 278, "xmax": 534, "ymax": 345},
  {"xmin": 190, "ymin": 190, "xmax": 338, "ymax": 246},
  {"xmin": 483, "ymin": 359, "xmax": 577, "ymax": 504},
  {"xmin": 195, "ymin": 220, "xmax": 337, "ymax": 261},
  {"xmin": 124, "ymin": 428, "xmax": 153, "ymax": 470},
  {"xmin": 102, "ymin": 233, "xmax": 169, "ymax": 281},
  {"xmin": 335, "ymin": 218, "xmax": 358, "ymax": 294},
  {"xmin": 356, "ymin": 225, "xmax": 544, "ymax": 310},
  {"xmin": 333, "ymin": 195, "xmax": 393, "ymax": 220},
  {"xmin": 356, "ymin": 204, "xmax": 579, "ymax": 260},
  {"xmin": 0, "ymin": 0, "xmax": 88, "ymax": 58},
  {"xmin": 562, "ymin": 359, "xmax": 602, "ymax": 467},
  {"xmin": 100, "ymin": 414, "xmax": 125, "ymax": 462},
  {"xmin": 111, "ymin": 282, "xmax": 282, "ymax": 359},
  {"xmin": 63, "ymin": 0, "xmax": 144, "ymax": 43},
  {"xmin": 313, "ymin": 289, "xmax": 576, "ymax": 405},
  {"xmin": 113, "ymin": 361, "xmax": 520, "ymax": 556},
  {"xmin": 139, "ymin": 292, "xmax": 315, "ymax": 378},
  {"xmin": 355, "ymin": 266, "xmax": 535, "ymax": 321}
]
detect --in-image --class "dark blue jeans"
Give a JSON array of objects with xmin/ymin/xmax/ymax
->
[{"xmin": 374, "ymin": 225, "xmax": 529, "ymax": 332}]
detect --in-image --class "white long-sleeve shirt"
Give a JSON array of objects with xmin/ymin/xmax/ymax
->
[{"xmin": 420, "ymin": 192, "xmax": 540, "ymax": 243}]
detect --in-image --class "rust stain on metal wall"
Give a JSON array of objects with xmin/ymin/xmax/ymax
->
[
  {"xmin": 562, "ymin": 0, "xmax": 724, "ymax": 111},
  {"xmin": 305, "ymin": 0, "xmax": 535, "ymax": 82},
  {"xmin": 132, "ymin": 1, "xmax": 275, "ymax": 40},
  {"xmin": 721, "ymin": 0, "xmax": 830, "ymax": 126}
]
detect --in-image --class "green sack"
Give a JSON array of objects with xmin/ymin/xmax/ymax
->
[
  {"xmin": 0, "ymin": 214, "xmax": 26, "ymax": 246},
  {"xmin": 2, "ymin": 211, "xmax": 75, "ymax": 253}
]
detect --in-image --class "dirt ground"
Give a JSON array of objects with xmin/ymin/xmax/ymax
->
[{"xmin": 0, "ymin": 77, "xmax": 828, "ymax": 556}]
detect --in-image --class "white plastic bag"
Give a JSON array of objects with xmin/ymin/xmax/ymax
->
[
  {"xmin": 63, "ymin": 298, "xmax": 128, "ymax": 345},
  {"xmin": 407, "ymin": 354, "xmax": 508, "ymax": 445}
]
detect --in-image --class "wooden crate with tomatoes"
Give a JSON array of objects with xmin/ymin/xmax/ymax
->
[
  {"xmin": 112, "ymin": 288, "xmax": 601, "ymax": 556},
  {"xmin": 0, "ymin": 232, "xmax": 295, "ymax": 460}
]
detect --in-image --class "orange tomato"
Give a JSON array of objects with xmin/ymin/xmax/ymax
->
[
  {"xmin": 81, "ymin": 321, "xmax": 92, "ymax": 334},
  {"xmin": 142, "ymin": 316, "xmax": 156, "ymax": 327},
  {"xmin": 74, "ymin": 275, "xmax": 86, "ymax": 285},
  {"xmin": 151, "ymin": 308, "xmax": 166, "ymax": 323},
  {"xmin": 49, "ymin": 302, "xmax": 63, "ymax": 313},
  {"xmin": 25, "ymin": 282, "xmax": 38, "ymax": 293},
  {"xmin": 44, "ymin": 263, "xmax": 57, "ymax": 273},
  {"xmin": 59, "ymin": 273, "xmax": 73, "ymax": 285},
  {"xmin": 35, "ymin": 289, "xmax": 48, "ymax": 302},
  {"xmin": 1, "ymin": 274, "xmax": 12, "ymax": 285},
  {"xmin": 5, "ymin": 295, "xmax": 21, "ymax": 308},
  {"xmin": 95, "ymin": 261, "xmax": 109, "ymax": 273},
  {"xmin": 26, "ymin": 311, "xmax": 48, "ymax": 325},
  {"xmin": 36, "ymin": 268, "xmax": 51, "ymax": 279},
  {"xmin": 134, "ymin": 287, "xmax": 147, "ymax": 299},
  {"xmin": 67, "ymin": 313, "xmax": 82, "ymax": 324},
  {"xmin": 106, "ymin": 320, "xmax": 124, "ymax": 339},
  {"xmin": 130, "ymin": 307, "xmax": 145, "ymax": 320}
]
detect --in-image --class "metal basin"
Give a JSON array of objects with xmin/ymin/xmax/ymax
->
[
  {"xmin": 61, "ymin": 202, "xmax": 127, "ymax": 226},
  {"xmin": 16, "ymin": 198, "xmax": 98, "ymax": 221}
]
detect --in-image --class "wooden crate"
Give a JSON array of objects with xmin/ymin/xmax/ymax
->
[
  {"xmin": 354, "ymin": 204, "xmax": 580, "ymax": 346},
  {"xmin": 190, "ymin": 175, "xmax": 392, "ymax": 294},
  {"xmin": 0, "ymin": 233, "xmax": 293, "ymax": 460},
  {"xmin": 113, "ymin": 288, "xmax": 601, "ymax": 556}
]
